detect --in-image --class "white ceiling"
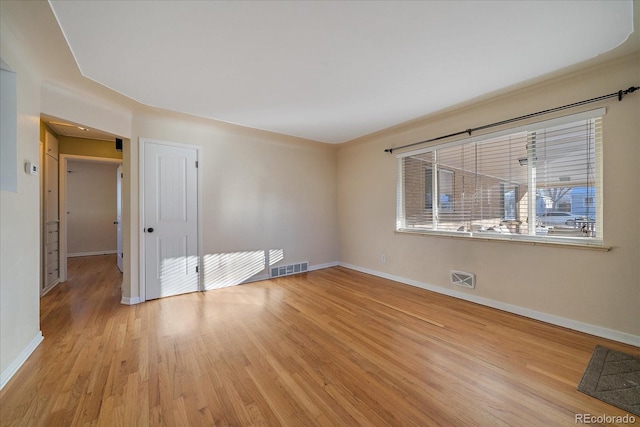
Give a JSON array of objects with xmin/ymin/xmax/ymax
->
[{"xmin": 48, "ymin": 1, "xmax": 633, "ymax": 144}]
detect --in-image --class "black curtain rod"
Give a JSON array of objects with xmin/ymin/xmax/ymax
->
[{"xmin": 384, "ymin": 86, "xmax": 639, "ymax": 154}]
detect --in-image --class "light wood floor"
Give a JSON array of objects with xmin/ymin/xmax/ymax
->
[{"xmin": 1, "ymin": 255, "xmax": 638, "ymax": 426}]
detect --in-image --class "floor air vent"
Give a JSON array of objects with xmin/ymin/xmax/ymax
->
[
  {"xmin": 451, "ymin": 270, "xmax": 475, "ymax": 289},
  {"xmin": 270, "ymin": 262, "xmax": 309, "ymax": 278}
]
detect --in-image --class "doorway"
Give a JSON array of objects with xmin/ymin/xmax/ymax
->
[{"xmin": 59, "ymin": 155, "xmax": 122, "ymax": 281}]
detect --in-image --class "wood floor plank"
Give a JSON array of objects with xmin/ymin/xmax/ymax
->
[{"xmin": 1, "ymin": 255, "xmax": 638, "ymax": 426}]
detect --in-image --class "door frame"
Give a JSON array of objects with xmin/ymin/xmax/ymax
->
[
  {"xmin": 116, "ymin": 165, "xmax": 123, "ymax": 273},
  {"xmin": 59, "ymin": 154, "xmax": 122, "ymax": 282},
  {"xmin": 138, "ymin": 137, "xmax": 202, "ymax": 302}
]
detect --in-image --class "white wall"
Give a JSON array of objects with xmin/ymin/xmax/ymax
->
[
  {"xmin": 126, "ymin": 109, "xmax": 339, "ymax": 299},
  {"xmin": 0, "ymin": 0, "xmax": 132, "ymax": 386},
  {"xmin": 337, "ymin": 54, "xmax": 640, "ymax": 343},
  {"xmin": 41, "ymin": 83, "xmax": 133, "ymax": 140},
  {"xmin": 66, "ymin": 160, "xmax": 119, "ymax": 256},
  {"xmin": 0, "ymin": 11, "xmax": 44, "ymax": 384}
]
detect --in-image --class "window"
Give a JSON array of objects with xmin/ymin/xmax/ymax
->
[{"xmin": 396, "ymin": 109, "xmax": 603, "ymax": 245}]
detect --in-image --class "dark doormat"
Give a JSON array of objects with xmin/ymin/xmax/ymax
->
[{"xmin": 577, "ymin": 345, "xmax": 640, "ymax": 416}]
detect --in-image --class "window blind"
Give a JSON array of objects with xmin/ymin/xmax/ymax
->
[{"xmin": 397, "ymin": 109, "xmax": 604, "ymax": 245}]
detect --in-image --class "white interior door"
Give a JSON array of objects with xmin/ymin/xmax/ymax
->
[
  {"xmin": 144, "ymin": 141, "xmax": 199, "ymax": 300},
  {"xmin": 116, "ymin": 165, "xmax": 123, "ymax": 272}
]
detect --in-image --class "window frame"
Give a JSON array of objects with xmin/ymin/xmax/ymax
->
[
  {"xmin": 396, "ymin": 108, "xmax": 605, "ymax": 247},
  {"xmin": 424, "ymin": 167, "xmax": 454, "ymax": 213}
]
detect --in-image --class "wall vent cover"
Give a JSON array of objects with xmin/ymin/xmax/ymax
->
[
  {"xmin": 270, "ymin": 262, "xmax": 308, "ymax": 278},
  {"xmin": 451, "ymin": 270, "xmax": 475, "ymax": 288}
]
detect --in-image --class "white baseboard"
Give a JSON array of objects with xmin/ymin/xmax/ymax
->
[
  {"xmin": 243, "ymin": 273, "xmax": 270, "ymax": 284},
  {"xmin": 205, "ymin": 261, "xmax": 340, "ymax": 289},
  {"xmin": 68, "ymin": 250, "xmax": 117, "ymax": 258},
  {"xmin": 40, "ymin": 279, "xmax": 60, "ymax": 297},
  {"xmin": 310, "ymin": 261, "xmax": 340, "ymax": 271},
  {"xmin": 339, "ymin": 263, "xmax": 640, "ymax": 347},
  {"xmin": 1, "ymin": 331, "xmax": 44, "ymax": 390},
  {"xmin": 121, "ymin": 296, "xmax": 141, "ymax": 305}
]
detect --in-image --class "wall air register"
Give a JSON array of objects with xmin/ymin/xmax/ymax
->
[
  {"xmin": 270, "ymin": 262, "xmax": 309, "ymax": 278},
  {"xmin": 451, "ymin": 270, "xmax": 475, "ymax": 289}
]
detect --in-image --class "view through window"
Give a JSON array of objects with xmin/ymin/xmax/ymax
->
[{"xmin": 396, "ymin": 109, "xmax": 603, "ymax": 245}]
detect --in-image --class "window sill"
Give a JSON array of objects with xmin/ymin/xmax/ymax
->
[{"xmin": 395, "ymin": 228, "xmax": 611, "ymax": 251}]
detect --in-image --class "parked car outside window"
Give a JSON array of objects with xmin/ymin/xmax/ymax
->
[{"xmin": 537, "ymin": 212, "xmax": 586, "ymax": 227}]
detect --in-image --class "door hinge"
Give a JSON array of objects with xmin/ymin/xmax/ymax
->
[
  {"xmin": 196, "ymin": 266, "xmax": 199, "ymax": 273},
  {"xmin": 121, "ymin": 173, "xmax": 124, "ymax": 178},
  {"xmin": 195, "ymin": 161, "xmax": 198, "ymax": 168}
]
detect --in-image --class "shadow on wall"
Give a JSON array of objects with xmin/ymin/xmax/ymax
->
[{"xmin": 203, "ymin": 249, "xmax": 284, "ymax": 290}]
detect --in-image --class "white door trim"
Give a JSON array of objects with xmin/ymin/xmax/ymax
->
[
  {"xmin": 138, "ymin": 138, "xmax": 202, "ymax": 302},
  {"xmin": 116, "ymin": 165, "xmax": 123, "ymax": 273},
  {"xmin": 59, "ymin": 154, "xmax": 122, "ymax": 282}
]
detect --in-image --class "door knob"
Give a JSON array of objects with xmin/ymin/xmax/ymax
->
[{"xmin": 147, "ymin": 227, "xmax": 154, "ymax": 233}]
